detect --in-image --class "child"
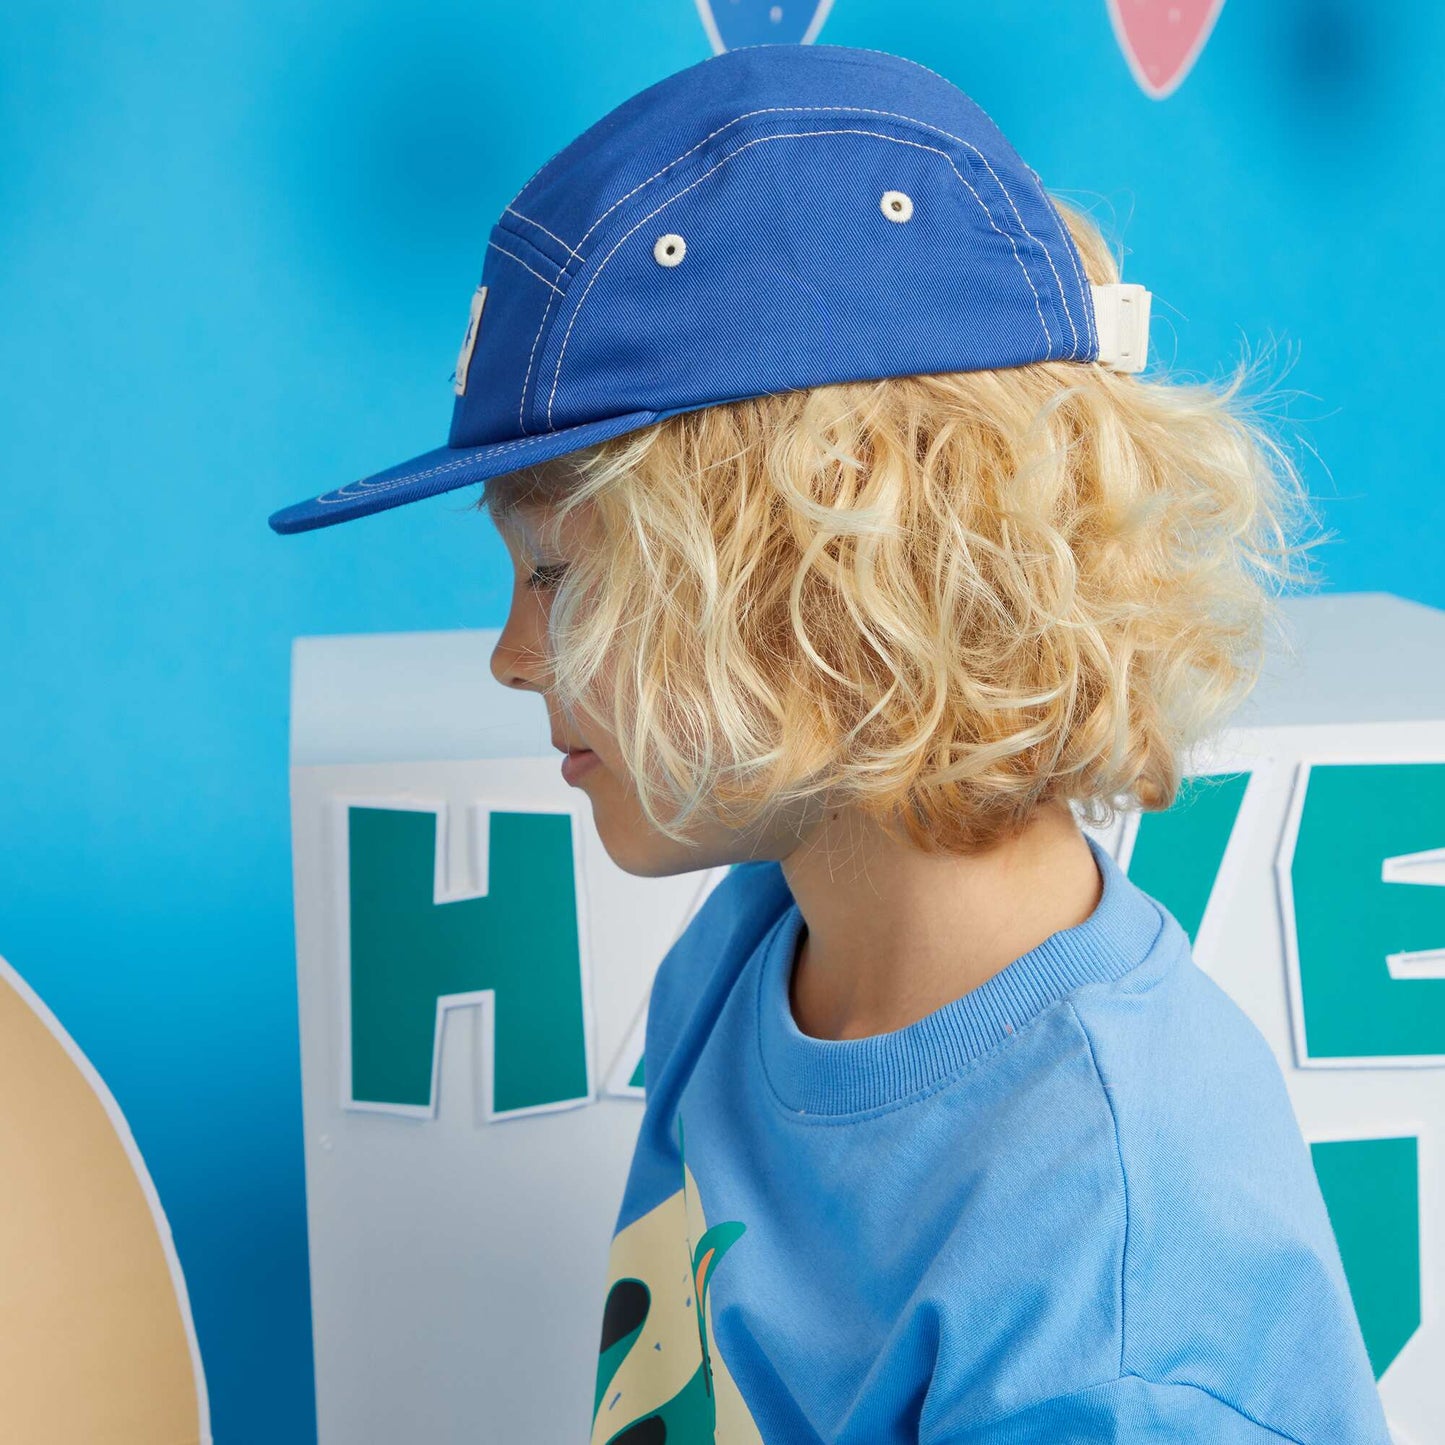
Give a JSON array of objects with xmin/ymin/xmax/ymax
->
[{"xmin": 269, "ymin": 42, "xmax": 1393, "ymax": 1445}]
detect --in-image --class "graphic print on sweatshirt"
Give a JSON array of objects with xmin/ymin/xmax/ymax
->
[{"xmin": 591, "ymin": 1117, "xmax": 763, "ymax": 1444}]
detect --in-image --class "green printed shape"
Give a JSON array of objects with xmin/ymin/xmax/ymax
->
[
  {"xmin": 598, "ymin": 1351, "xmax": 718, "ymax": 1445},
  {"xmin": 1125, "ymin": 771, "xmax": 1250, "ymax": 946},
  {"xmin": 691, "ymin": 1220, "xmax": 746, "ymax": 1403},
  {"xmin": 1290, "ymin": 762, "xmax": 1445, "ymax": 1060},
  {"xmin": 1311, "ymin": 1137, "xmax": 1421, "ymax": 1379},
  {"xmin": 348, "ymin": 806, "xmax": 588, "ymax": 1112}
]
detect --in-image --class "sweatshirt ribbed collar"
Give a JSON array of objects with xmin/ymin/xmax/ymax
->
[{"xmin": 756, "ymin": 830, "xmax": 1169, "ymax": 1117}]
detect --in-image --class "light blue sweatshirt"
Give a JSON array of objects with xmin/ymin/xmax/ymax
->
[{"xmin": 591, "ymin": 830, "xmax": 1392, "ymax": 1444}]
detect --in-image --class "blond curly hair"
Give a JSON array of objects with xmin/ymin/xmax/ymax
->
[{"xmin": 478, "ymin": 195, "xmax": 1328, "ymax": 857}]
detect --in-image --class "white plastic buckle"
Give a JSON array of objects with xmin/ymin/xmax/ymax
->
[{"xmin": 1090, "ymin": 282, "xmax": 1151, "ymax": 373}]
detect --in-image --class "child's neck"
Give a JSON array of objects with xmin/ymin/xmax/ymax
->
[{"xmin": 782, "ymin": 802, "xmax": 1103, "ymax": 1042}]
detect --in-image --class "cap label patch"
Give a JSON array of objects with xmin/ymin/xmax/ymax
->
[{"xmin": 452, "ymin": 284, "xmax": 488, "ymax": 397}]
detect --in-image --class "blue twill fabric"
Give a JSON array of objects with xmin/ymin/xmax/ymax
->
[{"xmin": 268, "ymin": 43, "xmax": 1115, "ymax": 535}]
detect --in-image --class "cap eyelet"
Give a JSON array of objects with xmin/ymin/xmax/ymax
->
[
  {"xmin": 654, "ymin": 233, "xmax": 686, "ymax": 266},
  {"xmin": 881, "ymin": 190, "xmax": 913, "ymax": 223}
]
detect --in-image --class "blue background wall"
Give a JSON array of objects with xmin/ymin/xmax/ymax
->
[{"xmin": 2, "ymin": 2, "xmax": 1440, "ymax": 1440}]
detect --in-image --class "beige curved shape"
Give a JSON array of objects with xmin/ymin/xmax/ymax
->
[
  {"xmin": 593, "ymin": 1185, "xmax": 699, "ymax": 1441},
  {"xmin": 0, "ymin": 952, "xmax": 210, "ymax": 1445}
]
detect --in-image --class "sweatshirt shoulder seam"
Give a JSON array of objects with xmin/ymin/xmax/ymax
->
[
  {"xmin": 1066, "ymin": 999, "xmax": 1128, "ymax": 1379},
  {"xmin": 957, "ymin": 1373, "xmax": 1309, "ymax": 1441}
]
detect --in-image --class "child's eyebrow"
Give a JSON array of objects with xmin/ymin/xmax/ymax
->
[{"xmin": 495, "ymin": 511, "xmax": 538, "ymax": 548}]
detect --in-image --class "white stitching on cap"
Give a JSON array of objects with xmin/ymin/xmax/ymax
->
[
  {"xmin": 1031, "ymin": 171, "xmax": 1088, "ymax": 355},
  {"xmin": 518, "ymin": 283, "xmax": 561, "ymax": 436},
  {"xmin": 486, "ymin": 241, "xmax": 564, "ymax": 296},
  {"xmin": 943, "ymin": 146, "xmax": 1078, "ymax": 354},
  {"xmin": 545, "ymin": 126, "xmax": 1052, "ymax": 428},
  {"xmin": 697, "ymin": 43, "xmax": 960, "ymax": 92},
  {"xmin": 514, "ymin": 103, "xmax": 1081, "ymax": 433},
  {"xmin": 546, "ymin": 127, "xmax": 1051, "ymax": 425},
  {"xmin": 938, "ymin": 77, "xmax": 1092, "ymax": 354},
  {"xmin": 312, "ymin": 432, "xmax": 586, "ymax": 505},
  {"xmin": 569, "ymin": 104, "xmax": 1069, "ymax": 285},
  {"xmin": 568, "ymin": 105, "xmax": 1076, "ymax": 344},
  {"xmin": 1031, "ymin": 172, "xmax": 1095, "ymax": 357},
  {"xmin": 506, "ymin": 150, "xmax": 569, "ymax": 214},
  {"xmin": 505, "ymin": 46, "xmax": 959, "ymax": 212},
  {"xmin": 576, "ymin": 107, "xmax": 935, "ymax": 249},
  {"xmin": 1054, "ymin": 201, "xmax": 1093, "ymax": 357},
  {"xmin": 503, "ymin": 206, "xmax": 584, "ymax": 262},
  {"xmin": 827, "ymin": 45, "xmax": 956, "ymax": 88}
]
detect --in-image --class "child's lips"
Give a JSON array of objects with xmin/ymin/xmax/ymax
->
[{"xmin": 561, "ymin": 749, "xmax": 600, "ymax": 785}]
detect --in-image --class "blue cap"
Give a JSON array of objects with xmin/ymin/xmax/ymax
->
[{"xmin": 268, "ymin": 42, "xmax": 1151, "ymax": 536}]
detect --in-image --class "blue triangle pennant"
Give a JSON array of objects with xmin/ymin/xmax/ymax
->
[{"xmin": 694, "ymin": 0, "xmax": 836, "ymax": 53}]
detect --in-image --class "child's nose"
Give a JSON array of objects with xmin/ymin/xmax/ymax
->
[{"xmin": 489, "ymin": 602, "xmax": 555, "ymax": 693}]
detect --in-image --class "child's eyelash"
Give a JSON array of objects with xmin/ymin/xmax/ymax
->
[{"xmin": 527, "ymin": 562, "xmax": 569, "ymax": 590}]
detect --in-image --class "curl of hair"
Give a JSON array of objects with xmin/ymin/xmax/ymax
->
[{"xmin": 481, "ymin": 195, "xmax": 1330, "ymax": 858}]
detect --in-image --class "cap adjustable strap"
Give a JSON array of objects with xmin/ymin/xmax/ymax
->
[{"xmin": 1090, "ymin": 283, "xmax": 1152, "ymax": 373}]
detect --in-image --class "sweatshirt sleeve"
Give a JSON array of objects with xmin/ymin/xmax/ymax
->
[
  {"xmin": 941, "ymin": 1373, "xmax": 1386, "ymax": 1444},
  {"xmin": 640, "ymin": 860, "xmax": 789, "ymax": 1097},
  {"xmin": 610, "ymin": 860, "xmax": 792, "ymax": 1237}
]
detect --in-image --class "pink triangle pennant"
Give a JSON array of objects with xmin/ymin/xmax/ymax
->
[{"xmin": 1107, "ymin": 0, "xmax": 1227, "ymax": 100}]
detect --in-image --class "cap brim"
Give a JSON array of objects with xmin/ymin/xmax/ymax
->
[{"xmin": 267, "ymin": 409, "xmax": 663, "ymax": 535}]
